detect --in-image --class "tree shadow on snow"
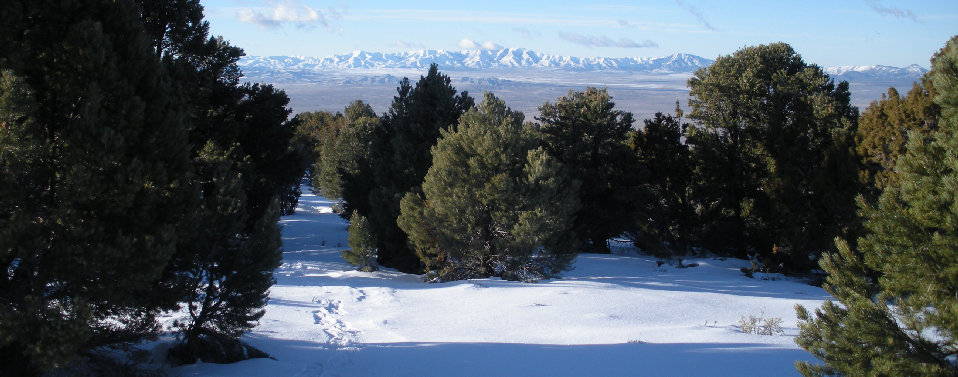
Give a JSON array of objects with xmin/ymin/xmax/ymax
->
[{"xmin": 215, "ymin": 337, "xmax": 816, "ymax": 377}]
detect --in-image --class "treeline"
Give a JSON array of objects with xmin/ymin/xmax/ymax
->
[
  {"xmin": 300, "ymin": 37, "xmax": 958, "ymax": 374},
  {"xmin": 0, "ymin": 0, "xmax": 307, "ymax": 373},
  {"xmin": 303, "ymin": 43, "xmax": 859, "ymax": 280}
]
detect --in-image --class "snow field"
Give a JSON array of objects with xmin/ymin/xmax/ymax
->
[{"xmin": 172, "ymin": 188, "xmax": 828, "ymax": 376}]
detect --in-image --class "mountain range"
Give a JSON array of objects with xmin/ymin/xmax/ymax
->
[
  {"xmin": 238, "ymin": 48, "xmax": 713, "ymax": 74},
  {"xmin": 238, "ymin": 48, "xmax": 929, "ymax": 119},
  {"xmin": 238, "ymin": 48, "xmax": 927, "ymax": 80}
]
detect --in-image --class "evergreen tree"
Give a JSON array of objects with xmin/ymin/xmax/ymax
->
[
  {"xmin": 795, "ymin": 36, "xmax": 958, "ymax": 377},
  {"xmin": 628, "ymin": 112, "xmax": 694, "ymax": 259},
  {"xmin": 685, "ymin": 43, "xmax": 858, "ymax": 271},
  {"xmin": 0, "ymin": 0, "xmax": 193, "ymax": 372},
  {"xmin": 136, "ymin": 0, "xmax": 299, "ymax": 362},
  {"xmin": 294, "ymin": 110, "xmax": 344, "ymax": 184},
  {"xmin": 313, "ymin": 101, "xmax": 382, "ymax": 219},
  {"xmin": 368, "ymin": 64, "xmax": 474, "ymax": 273},
  {"xmin": 536, "ymin": 87, "xmax": 643, "ymax": 253},
  {"xmin": 856, "ymin": 77, "xmax": 939, "ymax": 199},
  {"xmin": 398, "ymin": 93, "xmax": 579, "ymax": 282},
  {"xmin": 343, "ymin": 212, "xmax": 378, "ymax": 272},
  {"xmin": 169, "ymin": 142, "xmax": 281, "ymax": 364},
  {"xmin": 234, "ymin": 82, "xmax": 303, "ymax": 216}
]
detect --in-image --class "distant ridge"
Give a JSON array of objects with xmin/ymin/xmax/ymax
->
[
  {"xmin": 824, "ymin": 64, "xmax": 928, "ymax": 80},
  {"xmin": 239, "ymin": 48, "xmax": 715, "ymax": 73},
  {"xmin": 238, "ymin": 48, "xmax": 928, "ymax": 85}
]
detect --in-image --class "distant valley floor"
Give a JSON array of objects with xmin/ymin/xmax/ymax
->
[{"xmin": 247, "ymin": 69, "xmax": 919, "ymax": 120}]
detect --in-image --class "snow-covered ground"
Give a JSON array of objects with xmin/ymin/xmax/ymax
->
[{"xmin": 171, "ymin": 188, "xmax": 828, "ymax": 376}]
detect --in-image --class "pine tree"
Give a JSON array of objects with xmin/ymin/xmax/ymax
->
[
  {"xmin": 795, "ymin": 36, "xmax": 958, "ymax": 377},
  {"xmin": 233, "ymin": 83, "xmax": 303, "ymax": 216},
  {"xmin": 685, "ymin": 43, "xmax": 858, "ymax": 271},
  {"xmin": 135, "ymin": 0, "xmax": 298, "ymax": 362},
  {"xmin": 0, "ymin": 0, "xmax": 193, "ymax": 371},
  {"xmin": 628, "ymin": 112, "xmax": 693, "ymax": 259},
  {"xmin": 343, "ymin": 212, "xmax": 378, "ymax": 272},
  {"xmin": 291, "ymin": 110, "xmax": 342, "ymax": 182},
  {"xmin": 368, "ymin": 64, "xmax": 474, "ymax": 273},
  {"xmin": 313, "ymin": 101, "xmax": 382, "ymax": 219},
  {"xmin": 168, "ymin": 142, "xmax": 281, "ymax": 364},
  {"xmin": 398, "ymin": 93, "xmax": 579, "ymax": 282},
  {"xmin": 536, "ymin": 87, "xmax": 644, "ymax": 253}
]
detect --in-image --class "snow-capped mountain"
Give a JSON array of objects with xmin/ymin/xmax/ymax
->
[
  {"xmin": 238, "ymin": 48, "xmax": 715, "ymax": 74},
  {"xmin": 825, "ymin": 64, "xmax": 927, "ymax": 80},
  {"xmin": 238, "ymin": 48, "xmax": 927, "ymax": 84},
  {"xmin": 238, "ymin": 48, "xmax": 927, "ymax": 119}
]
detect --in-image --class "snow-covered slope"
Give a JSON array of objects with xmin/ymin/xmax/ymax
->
[{"xmin": 167, "ymin": 187, "xmax": 829, "ymax": 377}]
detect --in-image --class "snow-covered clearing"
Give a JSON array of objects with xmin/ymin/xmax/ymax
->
[{"xmin": 172, "ymin": 188, "xmax": 828, "ymax": 376}]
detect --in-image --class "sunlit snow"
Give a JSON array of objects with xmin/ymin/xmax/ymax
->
[{"xmin": 169, "ymin": 187, "xmax": 827, "ymax": 377}]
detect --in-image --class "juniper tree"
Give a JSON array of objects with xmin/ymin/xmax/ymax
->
[
  {"xmin": 685, "ymin": 43, "xmax": 858, "ymax": 271},
  {"xmin": 856, "ymin": 77, "xmax": 939, "ymax": 200},
  {"xmin": 398, "ymin": 93, "xmax": 579, "ymax": 282},
  {"xmin": 0, "ymin": 0, "xmax": 193, "ymax": 372},
  {"xmin": 795, "ymin": 36, "xmax": 958, "ymax": 377},
  {"xmin": 536, "ymin": 88, "xmax": 643, "ymax": 253}
]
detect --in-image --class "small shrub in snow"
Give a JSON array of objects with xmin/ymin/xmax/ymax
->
[{"xmin": 738, "ymin": 311, "xmax": 784, "ymax": 335}]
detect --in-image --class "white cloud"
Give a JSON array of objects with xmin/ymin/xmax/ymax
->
[
  {"xmin": 458, "ymin": 38, "xmax": 502, "ymax": 50},
  {"xmin": 237, "ymin": 1, "xmax": 331, "ymax": 29},
  {"xmin": 559, "ymin": 32, "xmax": 658, "ymax": 48},
  {"xmin": 481, "ymin": 41, "xmax": 503, "ymax": 50},
  {"xmin": 458, "ymin": 38, "xmax": 481, "ymax": 49}
]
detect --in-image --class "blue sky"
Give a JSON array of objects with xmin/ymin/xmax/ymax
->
[{"xmin": 204, "ymin": 0, "xmax": 957, "ymax": 68}]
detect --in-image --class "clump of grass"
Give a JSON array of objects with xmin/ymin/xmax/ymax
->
[{"xmin": 738, "ymin": 311, "xmax": 783, "ymax": 335}]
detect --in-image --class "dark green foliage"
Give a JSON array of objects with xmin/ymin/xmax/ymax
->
[
  {"xmin": 685, "ymin": 42, "xmax": 858, "ymax": 271},
  {"xmin": 170, "ymin": 142, "xmax": 282, "ymax": 364},
  {"xmin": 627, "ymin": 112, "xmax": 694, "ymax": 260},
  {"xmin": 293, "ymin": 110, "xmax": 343, "ymax": 183},
  {"xmin": 136, "ymin": 0, "xmax": 208, "ymax": 59},
  {"xmin": 343, "ymin": 212, "xmax": 378, "ymax": 272},
  {"xmin": 398, "ymin": 93, "xmax": 579, "ymax": 282},
  {"xmin": 312, "ymin": 101, "xmax": 383, "ymax": 219},
  {"xmin": 536, "ymin": 87, "xmax": 643, "ymax": 253},
  {"xmin": 856, "ymin": 77, "xmax": 939, "ymax": 198},
  {"xmin": 0, "ymin": 0, "xmax": 193, "ymax": 371},
  {"xmin": 234, "ymin": 83, "xmax": 303, "ymax": 216},
  {"xmin": 796, "ymin": 36, "xmax": 958, "ymax": 377},
  {"xmin": 367, "ymin": 64, "xmax": 474, "ymax": 272},
  {"xmin": 137, "ymin": 0, "xmax": 299, "ymax": 363}
]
